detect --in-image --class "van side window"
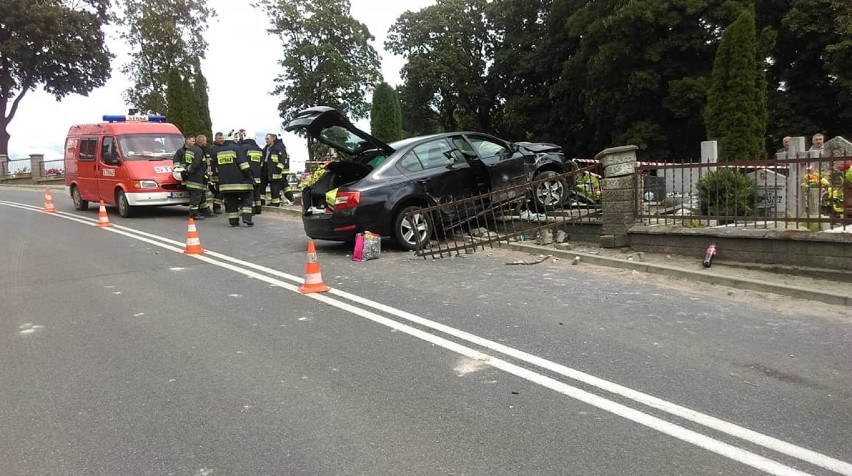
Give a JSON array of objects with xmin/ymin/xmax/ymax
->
[
  {"xmin": 79, "ymin": 138, "xmax": 98, "ymax": 162},
  {"xmin": 101, "ymin": 137, "xmax": 116, "ymax": 164}
]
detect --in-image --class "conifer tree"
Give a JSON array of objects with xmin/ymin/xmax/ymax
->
[
  {"xmin": 193, "ymin": 63, "xmax": 213, "ymax": 141},
  {"xmin": 166, "ymin": 68, "xmax": 190, "ymax": 135},
  {"xmin": 705, "ymin": 5, "xmax": 767, "ymax": 161},
  {"xmin": 370, "ymin": 82, "xmax": 403, "ymax": 143}
]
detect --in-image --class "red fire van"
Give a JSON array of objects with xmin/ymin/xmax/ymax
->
[{"xmin": 64, "ymin": 114, "xmax": 189, "ymax": 217}]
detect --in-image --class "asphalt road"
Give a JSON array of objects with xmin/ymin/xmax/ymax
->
[{"xmin": 1, "ymin": 187, "xmax": 850, "ymax": 476}]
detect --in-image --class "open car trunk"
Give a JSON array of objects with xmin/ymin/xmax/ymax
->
[{"xmin": 303, "ymin": 161, "xmax": 372, "ymax": 211}]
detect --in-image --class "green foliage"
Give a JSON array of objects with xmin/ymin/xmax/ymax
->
[
  {"xmin": 0, "ymin": 0, "xmax": 112, "ymax": 155},
  {"xmin": 386, "ymin": 0, "xmax": 493, "ymax": 132},
  {"xmin": 166, "ymin": 68, "xmax": 189, "ymax": 134},
  {"xmin": 369, "ymin": 82, "xmax": 402, "ymax": 143},
  {"xmin": 255, "ymin": 0, "xmax": 382, "ymax": 124},
  {"xmin": 193, "ymin": 62, "xmax": 213, "ymax": 141},
  {"xmin": 768, "ymin": 0, "xmax": 852, "ymax": 144},
  {"xmin": 560, "ymin": 0, "xmax": 726, "ymax": 161},
  {"xmin": 114, "ymin": 0, "xmax": 215, "ymax": 114},
  {"xmin": 697, "ymin": 168, "xmax": 757, "ymax": 217},
  {"xmin": 705, "ymin": 5, "xmax": 768, "ymax": 161}
]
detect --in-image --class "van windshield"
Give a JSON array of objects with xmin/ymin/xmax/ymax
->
[{"xmin": 118, "ymin": 133, "xmax": 184, "ymax": 160}]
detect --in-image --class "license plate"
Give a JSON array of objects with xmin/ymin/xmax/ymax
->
[{"xmin": 170, "ymin": 191, "xmax": 189, "ymax": 198}]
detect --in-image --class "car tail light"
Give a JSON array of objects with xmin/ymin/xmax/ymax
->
[{"xmin": 334, "ymin": 191, "xmax": 360, "ymax": 210}]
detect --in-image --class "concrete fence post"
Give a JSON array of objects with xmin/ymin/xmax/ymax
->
[
  {"xmin": 0, "ymin": 154, "xmax": 7, "ymax": 177},
  {"xmin": 29, "ymin": 154, "xmax": 44, "ymax": 181},
  {"xmin": 596, "ymin": 145, "xmax": 639, "ymax": 248}
]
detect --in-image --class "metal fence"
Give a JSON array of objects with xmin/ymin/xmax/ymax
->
[
  {"xmin": 410, "ymin": 166, "xmax": 599, "ymax": 258},
  {"xmin": 637, "ymin": 153, "xmax": 852, "ymax": 231},
  {"xmin": 1, "ymin": 157, "xmax": 32, "ymax": 178},
  {"xmin": 40, "ymin": 159, "xmax": 64, "ymax": 177}
]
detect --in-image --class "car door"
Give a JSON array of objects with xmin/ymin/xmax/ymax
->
[
  {"xmin": 462, "ymin": 134, "xmax": 531, "ymax": 194},
  {"xmin": 76, "ymin": 137, "xmax": 100, "ymax": 201},
  {"xmin": 397, "ymin": 138, "xmax": 476, "ymax": 205},
  {"xmin": 97, "ymin": 136, "xmax": 120, "ymax": 202}
]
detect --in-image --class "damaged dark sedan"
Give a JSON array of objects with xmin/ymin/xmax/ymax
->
[{"xmin": 285, "ymin": 106, "xmax": 575, "ymax": 250}]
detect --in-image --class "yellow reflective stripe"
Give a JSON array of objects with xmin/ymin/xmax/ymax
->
[{"xmin": 239, "ymin": 162, "xmax": 250, "ymax": 170}]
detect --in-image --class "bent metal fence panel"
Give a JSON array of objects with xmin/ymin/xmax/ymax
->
[
  {"xmin": 636, "ymin": 153, "xmax": 852, "ymax": 231},
  {"xmin": 410, "ymin": 165, "xmax": 600, "ymax": 258}
]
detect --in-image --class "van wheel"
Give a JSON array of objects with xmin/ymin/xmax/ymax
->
[
  {"xmin": 71, "ymin": 186, "xmax": 89, "ymax": 211},
  {"xmin": 116, "ymin": 190, "xmax": 133, "ymax": 218}
]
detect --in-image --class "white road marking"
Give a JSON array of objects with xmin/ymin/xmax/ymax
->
[{"xmin": 3, "ymin": 199, "xmax": 851, "ymax": 475}]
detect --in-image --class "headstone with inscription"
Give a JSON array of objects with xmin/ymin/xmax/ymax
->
[{"xmin": 747, "ymin": 169, "xmax": 787, "ymax": 217}]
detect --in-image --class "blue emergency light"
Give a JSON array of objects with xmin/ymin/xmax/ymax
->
[{"xmin": 102, "ymin": 114, "xmax": 167, "ymax": 123}]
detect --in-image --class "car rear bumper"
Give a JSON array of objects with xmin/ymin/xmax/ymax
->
[
  {"xmin": 301, "ymin": 207, "xmax": 391, "ymax": 241},
  {"xmin": 126, "ymin": 191, "xmax": 190, "ymax": 206},
  {"xmin": 302, "ymin": 212, "xmax": 359, "ymax": 241}
]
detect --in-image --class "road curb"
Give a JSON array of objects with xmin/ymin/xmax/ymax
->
[{"xmin": 503, "ymin": 242, "xmax": 851, "ymax": 307}]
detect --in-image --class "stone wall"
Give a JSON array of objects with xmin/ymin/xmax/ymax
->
[{"xmin": 628, "ymin": 225, "xmax": 852, "ymax": 272}]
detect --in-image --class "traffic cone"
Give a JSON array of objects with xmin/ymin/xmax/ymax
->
[
  {"xmin": 183, "ymin": 218, "xmax": 204, "ymax": 255},
  {"xmin": 42, "ymin": 189, "xmax": 57, "ymax": 213},
  {"xmin": 95, "ymin": 200, "xmax": 113, "ymax": 227},
  {"xmin": 299, "ymin": 241, "xmax": 330, "ymax": 294}
]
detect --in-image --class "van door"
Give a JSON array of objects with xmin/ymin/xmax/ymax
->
[
  {"xmin": 76, "ymin": 137, "xmax": 100, "ymax": 201},
  {"xmin": 97, "ymin": 136, "xmax": 120, "ymax": 203}
]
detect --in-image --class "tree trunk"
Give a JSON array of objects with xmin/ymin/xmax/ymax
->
[{"xmin": 0, "ymin": 120, "xmax": 10, "ymax": 156}]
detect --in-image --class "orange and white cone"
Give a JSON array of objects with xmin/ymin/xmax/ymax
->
[
  {"xmin": 42, "ymin": 189, "xmax": 57, "ymax": 213},
  {"xmin": 299, "ymin": 241, "xmax": 330, "ymax": 294},
  {"xmin": 183, "ymin": 218, "xmax": 204, "ymax": 255},
  {"xmin": 95, "ymin": 200, "xmax": 113, "ymax": 227}
]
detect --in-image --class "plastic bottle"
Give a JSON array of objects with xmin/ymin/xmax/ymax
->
[{"xmin": 702, "ymin": 243, "xmax": 717, "ymax": 268}]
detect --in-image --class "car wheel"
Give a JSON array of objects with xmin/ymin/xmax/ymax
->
[
  {"xmin": 394, "ymin": 205, "xmax": 431, "ymax": 251},
  {"xmin": 531, "ymin": 170, "xmax": 566, "ymax": 211},
  {"xmin": 116, "ymin": 190, "xmax": 133, "ymax": 218},
  {"xmin": 71, "ymin": 186, "xmax": 89, "ymax": 211}
]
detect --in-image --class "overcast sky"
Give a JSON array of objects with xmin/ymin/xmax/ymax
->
[{"xmin": 6, "ymin": 0, "xmax": 435, "ymax": 172}]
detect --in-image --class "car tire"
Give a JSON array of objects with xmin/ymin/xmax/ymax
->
[
  {"xmin": 531, "ymin": 170, "xmax": 566, "ymax": 211},
  {"xmin": 393, "ymin": 205, "xmax": 431, "ymax": 251},
  {"xmin": 116, "ymin": 189, "xmax": 133, "ymax": 218},
  {"xmin": 71, "ymin": 186, "xmax": 89, "ymax": 211}
]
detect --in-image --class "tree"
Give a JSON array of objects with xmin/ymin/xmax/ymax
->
[
  {"xmin": 386, "ymin": 0, "xmax": 494, "ymax": 132},
  {"xmin": 165, "ymin": 68, "xmax": 190, "ymax": 135},
  {"xmin": 768, "ymin": 0, "xmax": 852, "ymax": 143},
  {"xmin": 486, "ymin": 0, "xmax": 576, "ymax": 142},
  {"xmin": 369, "ymin": 82, "xmax": 402, "ymax": 143},
  {"xmin": 559, "ymin": 0, "xmax": 733, "ymax": 160},
  {"xmin": 115, "ymin": 0, "xmax": 214, "ymax": 115},
  {"xmin": 0, "ymin": 0, "xmax": 112, "ymax": 155},
  {"xmin": 193, "ymin": 61, "xmax": 213, "ymax": 141},
  {"xmin": 705, "ymin": 4, "xmax": 767, "ymax": 161},
  {"xmin": 255, "ymin": 0, "xmax": 382, "ymax": 125}
]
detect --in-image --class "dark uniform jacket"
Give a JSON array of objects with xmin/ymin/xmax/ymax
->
[
  {"xmin": 173, "ymin": 146, "xmax": 187, "ymax": 165},
  {"xmin": 262, "ymin": 139, "xmax": 288, "ymax": 181},
  {"xmin": 213, "ymin": 139, "xmax": 253, "ymax": 192},
  {"xmin": 241, "ymin": 139, "xmax": 264, "ymax": 186},
  {"xmin": 182, "ymin": 145, "xmax": 207, "ymax": 191}
]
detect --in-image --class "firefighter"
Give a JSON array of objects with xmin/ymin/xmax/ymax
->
[
  {"xmin": 208, "ymin": 132, "xmax": 225, "ymax": 214},
  {"xmin": 173, "ymin": 135, "xmax": 194, "ymax": 165},
  {"xmin": 196, "ymin": 134, "xmax": 216, "ymax": 217},
  {"xmin": 212, "ymin": 132, "xmax": 255, "ymax": 227},
  {"xmin": 184, "ymin": 135, "xmax": 212, "ymax": 219},
  {"xmin": 241, "ymin": 135, "xmax": 264, "ymax": 214},
  {"xmin": 262, "ymin": 133, "xmax": 289, "ymax": 206}
]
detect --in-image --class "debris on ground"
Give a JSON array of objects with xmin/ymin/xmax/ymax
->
[{"xmin": 506, "ymin": 254, "xmax": 553, "ymax": 266}]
